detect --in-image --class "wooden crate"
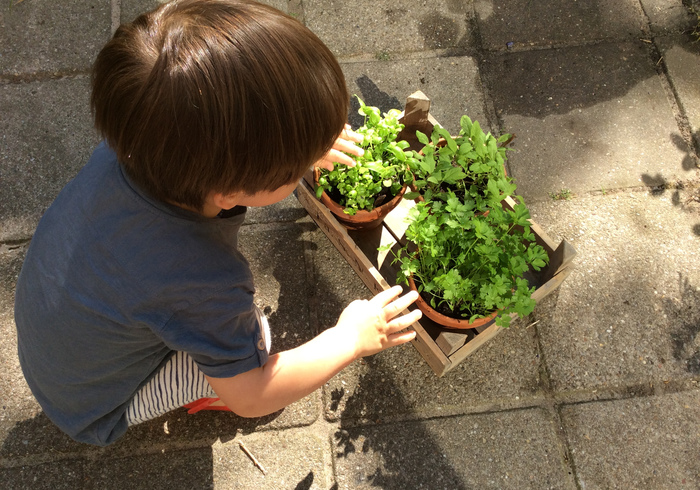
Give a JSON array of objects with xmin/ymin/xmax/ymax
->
[{"xmin": 295, "ymin": 91, "xmax": 576, "ymax": 376}]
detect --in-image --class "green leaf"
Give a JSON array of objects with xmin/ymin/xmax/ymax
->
[
  {"xmin": 420, "ymin": 154, "xmax": 436, "ymax": 174},
  {"xmin": 416, "ymin": 131, "xmax": 429, "ymax": 145},
  {"xmin": 443, "ymin": 167, "xmax": 467, "ymax": 184},
  {"xmin": 497, "ymin": 133, "xmax": 512, "ymax": 144},
  {"xmin": 460, "ymin": 115, "xmax": 473, "ymax": 135}
]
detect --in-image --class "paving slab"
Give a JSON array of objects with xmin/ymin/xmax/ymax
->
[
  {"xmin": 525, "ymin": 191, "xmax": 700, "ymax": 396},
  {"xmin": 323, "ymin": 323, "xmax": 547, "ymax": 423},
  {"xmin": 121, "ymin": 0, "xmax": 288, "ymax": 24},
  {"xmin": 301, "ymin": 227, "xmax": 373, "ymax": 334},
  {"xmin": 483, "ymin": 41, "xmax": 692, "ymax": 202},
  {"xmin": 0, "ymin": 246, "xmax": 59, "ymax": 459},
  {"xmin": 305, "ymin": 0, "xmax": 475, "ymax": 58},
  {"xmin": 332, "ymin": 407, "xmax": 576, "ymax": 489},
  {"xmin": 639, "ymin": 0, "xmax": 697, "ymax": 36},
  {"xmin": 244, "ymin": 193, "xmax": 307, "ymax": 224},
  {"xmin": 239, "ymin": 222, "xmax": 316, "ymax": 355},
  {"xmin": 341, "ymin": 55, "xmax": 491, "ymax": 135},
  {"xmin": 304, "ymin": 229, "xmax": 546, "ymax": 422},
  {"xmin": 0, "ymin": 77, "xmax": 99, "ymax": 242},
  {"xmin": 2, "ymin": 0, "xmax": 700, "ymax": 487},
  {"xmin": 475, "ymin": 0, "xmax": 646, "ymax": 50},
  {"xmin": 657, "ymin": 35, "xmax": 700, "ymax": 152},
  {"xmin": 1, "ymin": 458, "xmax": 86, "ymax": 490},
  {"xmin": 211, "ymin": 428, "xmax": 331, "ymax": 489},
  {"xmin": 121, "ymin": 0, "xmax": 171, "ymax": 24},
  {"xmin": 0, "ymin": 0, "xmax": 111, "ymax": 77},
  {"xmin": 561, "ymin": 390, "xmax": 700, "ymax": 488},
  {"xmin": 86, "ymin": 446, "xmax": 215, "ymax": 490}
]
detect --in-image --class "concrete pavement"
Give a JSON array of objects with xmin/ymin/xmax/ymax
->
[{"xmin": 1, "ymin": 0, "xmax": 699, "ymax": 488}]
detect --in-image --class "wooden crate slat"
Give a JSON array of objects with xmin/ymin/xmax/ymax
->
[
  {"xmin": 541, "ymin": 239, "xmax": 577, "ymax": 280},
  {"xmin": 436, "ymin": 330, "xmax": 472, "ymax": 356},
  {"xmin": 295, "ymin": 179, "xmax": 388, "ymax": 295},
  {"xmin": 530, "ymin": 262, "xmax": 575, "ymax": 303},
  {"xmin": 409, "ymin": 322, "xmax": 451, "ymax": 376},
  {"xmin": 443, "ymin": 323, "xmax": 502, "ymax": 374},
  {"xmin": 397, "ymin": 90, "xmax": 438, "ymax": 152}
]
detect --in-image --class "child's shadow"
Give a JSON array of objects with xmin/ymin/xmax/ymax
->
[{"xmin": 0, "ymin": 403, "xmax": 282, "ymax": 456}]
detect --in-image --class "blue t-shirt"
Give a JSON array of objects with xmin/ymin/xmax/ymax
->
[{"xmin": 14, "ymin": 142, "xmax": 268, "ymax": 446}]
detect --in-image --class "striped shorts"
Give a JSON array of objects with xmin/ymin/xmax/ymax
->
[{"xmin": 126, "ymin": 306, "xmax": 270, "ymax": 426}]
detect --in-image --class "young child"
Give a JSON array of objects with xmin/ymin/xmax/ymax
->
[{"xmin": 13, "ymin": 0, "xmax": 421, "ymax": 446}]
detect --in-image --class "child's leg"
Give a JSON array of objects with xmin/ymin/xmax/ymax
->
[
  {"xmin": 125, "ymin": 306, "xmax": 271, "ymax": 425},
  {"xmin": 126, "ymin": 350, "xmax": 216, "ymax": 425}
]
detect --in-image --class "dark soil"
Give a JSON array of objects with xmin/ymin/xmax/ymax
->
[
  {"xmin": 327, "ymin": 185, "xmax": 396, "ymax": 209},
  {"xmin": 413, "ymin": 277, "xmax": 482, "ymax": 320}
]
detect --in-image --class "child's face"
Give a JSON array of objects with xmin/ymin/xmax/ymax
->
[
  {"xmin": 233, "ymin": 181, "xmax": 298, "ymax": 207},
  {"xmin": 198, "ymin": 181, "xmax": 299, "ymax": 218}
]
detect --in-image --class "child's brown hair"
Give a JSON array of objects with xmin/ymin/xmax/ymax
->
[{"xmin": 91, "ymin": 0, "xmax": 348, "ymax": 210}]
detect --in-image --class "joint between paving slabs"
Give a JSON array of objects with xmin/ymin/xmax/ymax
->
[
  {"xmin": 0, "ymin": 239, "xmax": 30, "ymax": 252},
  {"xmin": 525, "ymin": 315, "xmax": 584, "ymax": 489},
  {"xmin": 0, "ymin": 70, "xmax": 91, "ymax": 85},
  {"xmin": 641, "ymin": 32, "xmax": 700, "ymax": 164}
]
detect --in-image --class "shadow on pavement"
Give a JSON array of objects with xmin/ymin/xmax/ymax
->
[
  {"xmin": 641, "ymin": 130, "xmax": 700, "ymax": 236},
  {"xmin": 329, "ymin": 357, "xmax": 472, "ymax": 489},
  {"xmin": 666, "ymin": 273, "xmax": 700, "ymax": 375},
  {"xmin": 348, "ymin": 75, "xmax": 403, "ymax": 129},
  {"xmin": 298, "ymin": 225, "xmax": 474, "ymax": 488}
]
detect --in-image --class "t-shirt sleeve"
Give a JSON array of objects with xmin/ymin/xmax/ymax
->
[{"xmin": 156, "ymin": 286, "xmax": 268, "ymax": 378}]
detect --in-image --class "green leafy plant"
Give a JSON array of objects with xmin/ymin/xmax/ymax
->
[
  {"xmin": 315, "ymin": 96, "xmax": 412, "ymax": 215},
  {"xmin": 375, "ymin": 50, "xmax": 391, "ymax": 61},
  {"xmin": 549, "ymin": 188, "xmax": 572, "ymax": 200},
  {"xmin": 391, "ymin": 119, "xmax": 549, "ymax": 328}
]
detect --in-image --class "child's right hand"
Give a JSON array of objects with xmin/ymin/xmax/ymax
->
[
  {"xmin": 333, "ymin": 286, "xmax": 422, "ymax": 359},
  {"xmin": 314, "ymin": 124, "xmax": 364, "ymax": 170},
  {"xmin": 207, "ymin": 285, "xmax": 422, "ymax": 418}
]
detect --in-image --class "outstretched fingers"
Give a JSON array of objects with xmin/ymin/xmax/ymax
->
[
  {"xmin": 370, "ymin": 285, "xmax": 404, "ymax": 307},
  {"xmin": 372, "ymin": 286, "xmax": 420, "ymax": 318},
  {"xmin": 376, "ymin": 286, "xmax": 423, "ymax": 338},
  {"xmin": 386, "ymin": 327, "xmax": 418, "ymax": 348}
]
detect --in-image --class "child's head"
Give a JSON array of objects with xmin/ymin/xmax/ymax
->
[{"xmin": 91, "ymin": 0, "xmax": 348, "ymax": 211}]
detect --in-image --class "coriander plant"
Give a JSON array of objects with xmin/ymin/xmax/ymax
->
[
  {"xmin": 315, "ymin": 96, "xmax": 413, "ymax": 215},
  {"xmin": 405, "ymin": 116, "xmax": 513, "ymax": 209}
]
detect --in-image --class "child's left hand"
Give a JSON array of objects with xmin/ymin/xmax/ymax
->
[{"xmin": 314, "ymin": 124, "xmax": 364, "ymax": 170}]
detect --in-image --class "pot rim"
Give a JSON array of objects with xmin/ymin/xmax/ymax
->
[
  {"xmin": 314, "ymin": 166, "xmax": 408, "ymax": 228},
  {"xmin": 407, "ymin": 274, "xmax": 498, "ymax": 330}
]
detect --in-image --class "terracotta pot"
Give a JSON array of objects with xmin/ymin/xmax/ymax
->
[
  {"xmin": 407, "ymin": 274, "xmax": 498, "ymax": 330},
  {"xmin": 314, "ymin": 168, "xmax": 407, "ymax": 231}
]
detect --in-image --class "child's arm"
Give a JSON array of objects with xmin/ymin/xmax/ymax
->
[
  {"xmin": 315, "ymin": 124, "xmax": 364, "ymax": 170},
  {"xmin": 204, "ymin": 286, "xmax": 421, "ymax": 417}
]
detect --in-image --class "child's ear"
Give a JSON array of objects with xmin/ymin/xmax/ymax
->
[{"xmin": 210, "ymin": 192, "xmax": 240, "ymax": 210}]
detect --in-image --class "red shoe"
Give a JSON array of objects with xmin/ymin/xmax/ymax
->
[{"xmin": 182, "ymin": 397, "xmax": 232, "ymax": 414}]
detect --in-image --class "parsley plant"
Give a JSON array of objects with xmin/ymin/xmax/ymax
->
[{"xmin": 393, "ymin": 117, "xmax": 549, "ymax": 328}]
